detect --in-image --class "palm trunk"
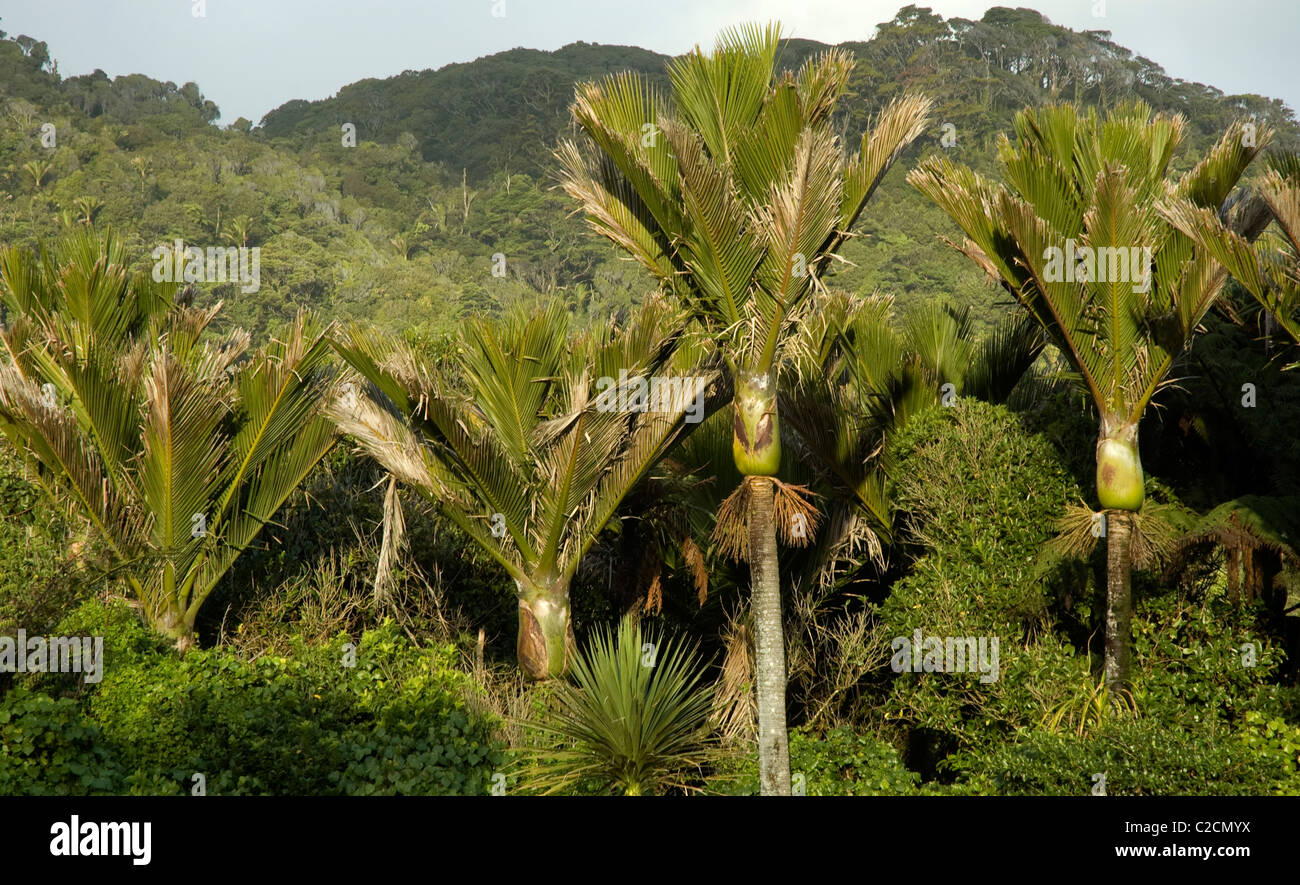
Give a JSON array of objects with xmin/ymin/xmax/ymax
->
[
  {"xmin": 149, "ymin": 603, "xmax": 197, "ymax": 653},
  {"xmin": 1103, "ymin": 510, "xmax": 1133, "ymax": 692},
  {"xmin": 516, "ymin": 575, "xmax": 576, "ymax": 680},
  {"xmin": 731, "ymin": 369, "xmax": 790, "ymax": 794},
  {"xmin": 1096, "ymin": 418, "xmax": 1141, "ymax": 692},
  {"xmin": 748, "ymin": 477, "xmax": 790, "ymax": 795}
]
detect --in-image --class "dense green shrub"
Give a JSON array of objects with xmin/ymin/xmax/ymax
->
[
  {"xmin": 1236, "ymin": 710, "xmax": 1300, "ymax": 795},
  {"xmin": 0, "ymin": 447, "xmax": 84, "ymax": 647},
  {"xmin": 1129, "ymin": 592, "xmax": 1283, "ymax": 730},
  {"xmin": 0, "ymin": 688, "xmax": 121, "ymax": 795},
  {"xmin": 951, "ymin": 719, "xmax": 1296, "ymax": 796},
  {"xmin": 883, "ymin": 398, "xmax": 1079, "ymax": 637},
  {"xmin": 714, "ymin": 726, "xmax": 919, "ymax": 795},
  {"xmin": 877, "ymin": 400, "xmax": 1083, "ymax": 753},
  {"xmin": 3, "ymin": 599, "xmax": 505, "ymax": 795},
  {"xmin": 90, "ymin": 619, "xmax": 504, "ymax": 795}
]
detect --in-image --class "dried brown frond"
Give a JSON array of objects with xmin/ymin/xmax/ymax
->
[
  {"xmin": 635, "ymin": 540, "xmax": 663, "ymax": 614},
  {"xmin": 372, "ymin": 473, "xmax": 406, "ymax": 609},
  {"xmin": 643, "ymin": 570, "xmax": 663, "ymax": 615},
  {"xmin": 1049, "ymin": 499, "xmax": 1183, "ymax": 570},
  {"xmin": 1130, "ymin": 501, "xmax": 1183, "ymax": 570},
  {"xmin": 772, "ymin": 478, "xmax": 821, "ymax": 547},
  {"xmin": 711, "ymin": 479, "xmax": 754, "ymax": 563},
  {"xmin": 681, "ymin": 534, "xmax": 708, "ymax": 606},
  {"xmin": 711, "ymin": 605, "xmax": 756, "ymax": 745},
  {"xmin": 1048, "ymin": 501, "xmax": 1104, "ymax": 562}
]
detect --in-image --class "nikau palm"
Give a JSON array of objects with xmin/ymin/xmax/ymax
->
[
  {"xmin": 783, "ymin": 291, "xmax": 1047, "ymax": 575},
  {"xmin": 909, "ymin": 102, "xmax": 1269, "ymax": 690},
  {"xmin": 1163, "ymin": 150, "xmax": 1300, "ymax": 356},
  {"xmin": 0, "ymin": 228, "xmax": 338, "ymax": 649},
  {"xmin": 330, "ymin": 297, "xmax": 714, "ymax": 680},
  {"xmin": 557, "ymin": 23, "xmax": 932, "ymax": 793}
]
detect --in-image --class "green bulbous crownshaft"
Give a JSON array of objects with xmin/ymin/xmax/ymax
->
[
  {"xmin": 1096, "ymin": 419, "xmax": 1144, "ymax": 511},
  {"xmin": 732, "ymin": 368, "xmax": 780, "ymax": 476}
]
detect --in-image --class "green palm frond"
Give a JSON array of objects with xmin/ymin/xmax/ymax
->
[
  {"xmin": 910, "ymin": 101, "xmax": 1269, "ymax": 428},
  {"xmin": 0, "ymin": 228, "xmax": 339, "ymax": 645},
  {"xmin": 1163, "ymin": 156, "xmax": 1300, "ymax": 347},
  {"xmin": 331, "ymin": 295, "xmax": 710, "ymax": 601},
  {"xmin": 559, "ymin": 26, "xmax": 933, "ymax": 378}
]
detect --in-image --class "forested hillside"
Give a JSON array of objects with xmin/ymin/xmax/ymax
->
[
  {"xmin": 3, "ymin": 6, "xmax": 1296, "ymax": 342},
  {"xmin": 2, "ymin": 5, "xmax": 1300, "ymax": 805}
]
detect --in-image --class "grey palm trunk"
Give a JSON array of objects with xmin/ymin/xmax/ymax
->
[
  {"xmin": 746, "ymin": 477, "xmax": 791, "ymax": 795},
  {"xmin": 1103, "ymin": 511, "xmax": 1134, "ymax": 691}
]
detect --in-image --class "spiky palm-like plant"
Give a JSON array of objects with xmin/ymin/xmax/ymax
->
[
  {"xmin": 1162, "ymin": 150, "xmax": 1300, "ymax": 359},
  {"xmin": 0, "ymin": 227, "xmax": 338, "ymax": 648},
  {"xmin": 783, "ymin": 290, "xmax": 1047, "ymax": 575},
  {"xmin": 329, "ymin": 296, "xmax": 716, "ymax": 680},
  {"xmin": 909, "ymin": 101, "xmax": 1270, "ymax": 690},
  {"xmin": 518, "ymin": 613, "xmax": 716, "ymax": 796},
  {"xmin": 557, "ymin": 22, "xmax": 932, "ymax": 794}
]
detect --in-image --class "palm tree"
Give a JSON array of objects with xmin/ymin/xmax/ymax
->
[
  {"xmin": 72, "ymin": 196, "xmax": 104, "ymax": 226},
  {"xmin": 130, "ymin": 156, "xmax": 151, "ymax": 198},
  {"xmin": 556, "ymin": 22, "xmax": 932, "ymax": 793},
  {"xmin": 223, "ymin": 215, "xmax": 254, "ymax": 248},
  {"xmin": 329, "ymin": 296, "xmax": 717, "ymax": 680},
  {"xmin": 0, "ymin": 227, "xmax": 338, "ymax": 648},
  {"xmin": 22, "ymin": 159, "xmax": 52, "ymax": 190},
  {"xmin": 783, "ymin": 290, "xmax": 1048, "ymax": 574},
  {"xmin": 909, "ymin": 101, "xmax": 1270, "ymax": 690},
  {"xmin": 1162, "ymin": 150, "xmax": 1300, "ymax": 358}
]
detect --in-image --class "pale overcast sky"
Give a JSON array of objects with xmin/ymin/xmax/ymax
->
[{"xmin": 1, "ymin": 0, "xmax": 1296, "ymax": 125}]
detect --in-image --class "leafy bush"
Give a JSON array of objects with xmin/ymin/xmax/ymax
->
[
  {"xmin": 713, "ymin": 726, "xmax": 919, "ymax": 795},
  {"xmin": 0, "ymin": 688, "xmax": 121, "ymax": 795},
  {"xmin": 877, "ymin": 400, "xmax": 1084, "ymax": 754},
  {"xmin": 6, "ymin": 598, "xmax": 506, "ymax": 795},
  {"xmin": 1237, "ymin": 711, "xmax": 1300, "ymax": 795},
  {"xmin": 883, "ymin": 399, "xmax": 1079, "ymax": 638},
  {"xmin": 952, "ymin": 719, "xmax": 1294, "ymax": 795},
  {"xmin": 90, "ymin": 620, "xmax": 503, "ymax": 795},
  {"xmin": 0, "ymin": 446, "xmax": 84, "ymax": 648},
  {"xmin": 1129, "ymin": 592, "xmax": 1283, "ymax": 730}
]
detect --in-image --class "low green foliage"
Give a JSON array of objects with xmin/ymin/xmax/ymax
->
[
  {"xmin": 952, "ymin": 719, "xmax": 1295, "ymax": 796},
  {"xmin": 517, "ymin": 614, "xmax": 716, "ymax": 795},
  {"xmin": 0, "ymin": 688, "xmax": 120, "ymax": 795},
  {"xmin": 878, "ymin": 400, "xmax": 1083, "ymax": 751},
  {"xmin": 0, "ymin": 447, "xmax": 83, "ymax": 641},
  {"xmin": 1237, "ymin": 711, "xmax": 1300, "ymax": 795},
  {"xmin": 713, "ymin": 726, "xmax": 919, "ymax": 795},
  {"xmin": 2, "ymin": 599, "xmax": 504, "ymax": 795}
]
